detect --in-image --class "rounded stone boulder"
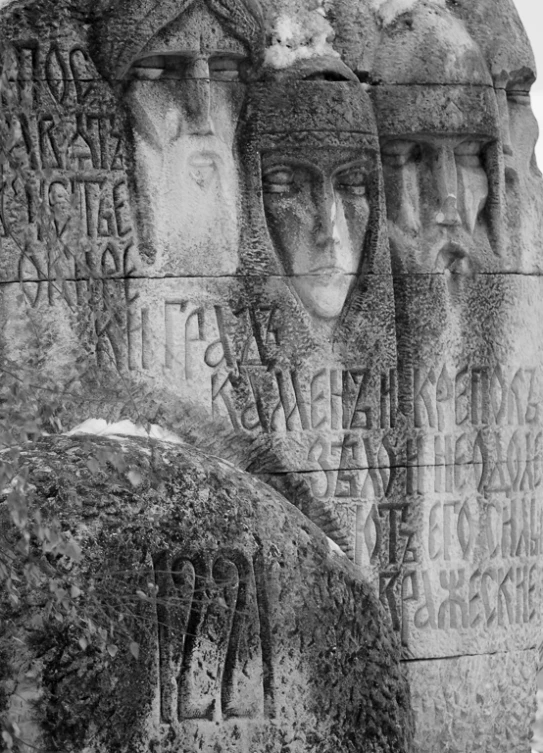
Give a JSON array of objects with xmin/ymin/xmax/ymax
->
[{"xmin": 0, "ymin": 434, "xmax": 412, "ymax": 753}]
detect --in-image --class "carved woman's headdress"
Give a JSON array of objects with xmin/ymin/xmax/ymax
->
[
  {"xmin": 237, "ymin": 59, "xmax": 395, "ymax": 363},
  {"xmin": 245, "ymin": 61, "xmax": 378, "ymax": 151},
  {"xmin": 239, "ymin": 61, "xmax": 387, "ymax": 280}
]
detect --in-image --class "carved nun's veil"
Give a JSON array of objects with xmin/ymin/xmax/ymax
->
[{"xmin": 237, "ymin": 61, "xmax": 395, "ymax": 364}]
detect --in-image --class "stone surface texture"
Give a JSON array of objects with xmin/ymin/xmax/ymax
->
[
  {"xmin": 0, "ymin": 435, "xmax": 412, "ymax": 753},
  {"xmin": 0, "ymin": 0, "xmax": 541, "ymax": 750}
]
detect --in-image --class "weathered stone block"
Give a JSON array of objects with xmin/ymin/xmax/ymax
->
[
  {"xmin": 0, "ymin": 0, "xmax": 541, "ymax": 748},
  {"xmin": 0, "ymin": 434, "xmax": 411, "ymax": 752}
]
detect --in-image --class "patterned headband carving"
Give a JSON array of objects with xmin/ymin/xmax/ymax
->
[
  {"xmin": 372, "ymin": 84, "xmax": 500, "ymax": 139},
  {"xmin": 245, "ymin": 80, "xmax": 379, "ymax": 149}
]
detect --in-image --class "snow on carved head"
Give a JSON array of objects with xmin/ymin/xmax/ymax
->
[
  {"xmin": 371, "ymin": 0, "xmax": 446, "ymax": 26},
  {"xmin": 265, "ymin": 6, "xmax": 339, "ymax": 69}
]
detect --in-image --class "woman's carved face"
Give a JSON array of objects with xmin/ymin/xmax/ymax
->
[{"xmin": 261, "ymin": 148, "xmax": 371, "ymax": 321}]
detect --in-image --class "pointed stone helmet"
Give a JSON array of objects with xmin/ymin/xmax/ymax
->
[
  {"xmin": 91, "ymin": 0, "xmax": 265, "ymax": 81},
  {"xmin": 244, "ymin": 57, "xmax": 380, "ymax": 150},
  {"xmin": 238, "ymin": 58, "xmax": 387, "ymax": 282}
]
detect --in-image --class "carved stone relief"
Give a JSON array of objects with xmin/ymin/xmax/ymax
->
[
  {"xmin": 0, "ymin": 0, "xmax": 542, "ymax": 750},
  {"xmin": 0, "ymin": 434, "xmax": 413, "ymax": 752},
  {"xmin": 102, "ymin": 0, "xmax": 265, "ymax": 275}
]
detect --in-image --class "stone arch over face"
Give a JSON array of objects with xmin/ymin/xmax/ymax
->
[{"xmin": 91, "ymin": 0, "xmax": 265, "ymax": 82}]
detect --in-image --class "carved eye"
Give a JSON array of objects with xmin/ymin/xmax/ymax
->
[
  {"xmin": 455, "ymin": 140, "xmax": 485, "ymax": 168},
  {"xmin": 209, "ymin": 56, "xmax": 241, "ymax": 81},
  {"xmin": 131, "ymin": 55, "xmax": 167, "ymax": 80},
  {"xmin": 381, "ymin": 140, "xmax": 420, "ymax": 167},
  {"xmin": 262, "ymin": 167, "xmax": 295, "ymax": 194},
  {"xmin": 131, "ymin": 55, "xmax": 190, "ymax": 81},
  {"xmin": 507, "ymin": 91, "xmax": 531, "ymax": 106},
  {"xmin": 335, "ymin": 168, "xmax": 367, "ymax": 196}
]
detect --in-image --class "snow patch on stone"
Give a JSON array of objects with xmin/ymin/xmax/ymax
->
[
  {"xmin": 532, "ymin": 688, "xmax": 543, "ymax": 752},
  {"xmin": 265, "ymin": 10, "xmax": 339, "ymax": 69},
  {"xmin": 371, "ymin": 0, "xmax": 444, "ymax": 26},
  {"xmin": 531, "ymin": 91, "xmax": 543, "ymax": 168},
  {"xmin": 326, "ymin": 536, "xmax": 346, "ymax": 557},
  {"xmin": 66, "ymin": 418, "xmax": 183, "ymax": 445}
]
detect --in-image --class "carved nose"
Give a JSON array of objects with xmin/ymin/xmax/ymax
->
[
  {"xmin": 184, "ymin": 60, "xmax": 214, "ymax": 135},
  {"xmin": 315, "ymin": 193, "xmax": 341, "ymax": 251},
  {"xmin": 434, "ymin": 146, "xmax": 461, "ymax": 226},
  {"xmin": 496, "ymin": 88, "xmax": 513, "ymax": 156},
  {"xmin": 190, "ymin": 58, "xmax": 210, "ymax": 80},
  {"xmin": 436, "ymin": 194, "xmax": 461, "ymax": 226}
]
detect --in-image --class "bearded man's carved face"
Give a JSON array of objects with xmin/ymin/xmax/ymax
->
[{"xmin": 123, "ymin": 0, "xmax": 249, "ymax": 274}]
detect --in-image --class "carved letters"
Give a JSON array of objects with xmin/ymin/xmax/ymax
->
[
  {"xmin": 2, "ymin": 0, "xmax": 542, "ymax": 688},
  {"xmin": 0, "ymin": 41, "xmax": 133, "ymax": 299},
  {"xmin": 403, "ymin": 563, "xmax": 540, "ymax": 634},
  {"xmin": 161, "ymin": 302, "xmax": 396, "ymax": 433},
  {"xmin": 153, "ymin": 549, "xmax": 274, "ymax": 725},
  {"xmin": 147, "ymin": 295, "xmax": 543, "ymax": 649},
  {"xmin": 408, "ymin": 365, "xmax": 540, "ymax": 431},
  {"xmin": 0, "ymin": 39, "xmax": 135, "ymax": 367},
  {"xmin": 0, "ymin": 42, "xmax": 96, "ymax": 108}
]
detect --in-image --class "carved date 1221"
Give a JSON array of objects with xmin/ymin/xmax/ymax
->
[{"xmin": 153, "ymin": 549, "xmax": 275, "ymax": 726}]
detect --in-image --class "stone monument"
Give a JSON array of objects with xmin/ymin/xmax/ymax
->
[
  {"xmin": 0, "ymin": 434, "xmax": 412, "ymax": 752},
  {"xmin": 0, "ymin": 0, "xmax": 542, "ymax": 750}
]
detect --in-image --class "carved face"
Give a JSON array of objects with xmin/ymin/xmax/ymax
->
[
  {"xmin": 126, "ymin": 0, "xmax": 248, "ymax": 141},
  {"xmin": 122, "ymin": 0, "xmax": 248, "ymax": 273},
  {"xmin": 261, "ymin": 149, "xmax": 370, "ymax": 321},
  {"xmin": 381, "ymin": 133, "xmax": 494, "ymax": 274}
]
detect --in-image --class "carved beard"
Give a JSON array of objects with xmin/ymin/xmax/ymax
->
[
  {"xmin": 387, "ymin": 220, "xmax": 493, "ymax": 278},
  {"xmin": 388, "ymin": 218, "xmax": 500, "ymax": 368}
]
